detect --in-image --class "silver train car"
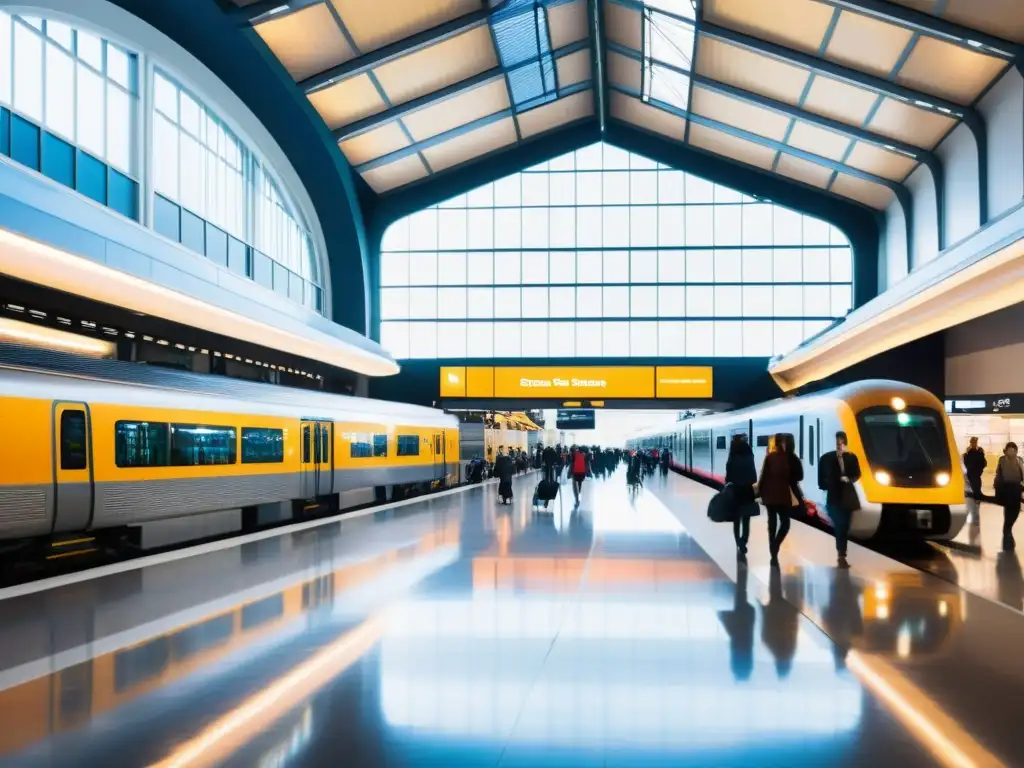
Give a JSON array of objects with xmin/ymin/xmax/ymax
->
[{"xmin": 629, "ymin": 380, "xmax": 968, "ymax": 541}]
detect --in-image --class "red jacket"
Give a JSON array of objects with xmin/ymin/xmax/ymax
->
[{"xmin": 572, "ymin": 451, "xmax": 587, "ymax": 474}]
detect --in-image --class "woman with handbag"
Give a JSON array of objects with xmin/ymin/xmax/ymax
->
[
  {"xmin": 725, "ymin": 435, "xmax": 758, "ymax": 564},
  {"xmin": 759, "ymin": 434, "xmax": 794, "ymax": 568}
]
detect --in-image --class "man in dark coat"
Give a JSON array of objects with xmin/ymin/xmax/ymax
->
[
  {"xmin": 818, "ymin": 431, "xmax": 862, "ymax": 569},
  {"xmin": 963, "ymin": 437, "xmax": 986, "ymax": 525},
  {"xmin": 495, "ymin": 448, "xmax": 514, "ymax": 504}
]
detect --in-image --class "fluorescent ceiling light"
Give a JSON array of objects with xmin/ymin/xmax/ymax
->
[{"xmin": 0, "ymin": 228, "xmax": 399, "ymax": 377}]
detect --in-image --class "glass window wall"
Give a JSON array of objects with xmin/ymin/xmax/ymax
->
[
  {"xmin": 0, "ymin": 12, "xmax": 138, "ymax": 174},
  {"xmin": 380, "ymin": 142, "xmax": 853, "ymax": 359},
  {"xmin": 152, "ymin": 70, "xmax": 321, "ymax": 292}
]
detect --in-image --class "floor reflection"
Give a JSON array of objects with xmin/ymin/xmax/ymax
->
[
  {"xmin": 4, "ymin": 473, "xmax": 1002, "ymax": 766},
  {"xmin": 377, "ymin": 477, "xmax": 894, "ymax": 767}
]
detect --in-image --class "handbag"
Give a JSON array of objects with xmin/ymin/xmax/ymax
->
[
  {"xmin": 708, "ymin": 485, "xmax": 737, "ymax": 523},
  {"xmin": 839, "ymin": 481, "xmax": 861, "ymax": 512}
]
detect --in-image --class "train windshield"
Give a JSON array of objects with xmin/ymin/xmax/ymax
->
[{"xmin": 856, "ymin": 406, "xmax": 951, "ymax": 477}]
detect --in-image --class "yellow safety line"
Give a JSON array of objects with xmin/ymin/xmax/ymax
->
[
  {"xmin": 45, "ymin": 548, "xmax": 98, "ymax": 560},
  {"xmin": 50, "ymin": 537, "xmax": 96, "ymax": 548}
]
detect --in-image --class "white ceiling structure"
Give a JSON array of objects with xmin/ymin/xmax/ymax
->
[{"xmin": 231, "ymin": 0, "xmax": 1022, "ymax": 217}]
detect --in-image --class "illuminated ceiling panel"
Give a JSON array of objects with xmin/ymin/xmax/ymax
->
[
  {"xmin": 329, "ymin": 0, "xmax": 480, "ymax": 53},
  {"xmin": 372, "ymin": 26, "xmax": 499, "ymax": 107},
  {"xmin": 254, "ymin": 4, "xmax": 356, "ymax": 81},
  {"xmin": 703, "ymin": 0, "xmax": 836, "ymax": 54}
]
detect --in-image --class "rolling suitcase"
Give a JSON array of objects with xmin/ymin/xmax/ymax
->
[{"xmin": 533, "ymin": 478, "xmax": 559, "ymax": 510}]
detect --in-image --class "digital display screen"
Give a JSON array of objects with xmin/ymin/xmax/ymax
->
[{"xmin": 556, "ymin": 409, "xmax": 596, "ymax": 430}]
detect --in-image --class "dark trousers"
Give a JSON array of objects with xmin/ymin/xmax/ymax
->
[
  {"xmin": 733, "ymin": 516, "xmax": 750, "ymax": 551},
  {"xmin": 827, "ymin": 503, "xmax": 852, "ymax": 557},
  {"xmin": 1003, "ymin": 499, "xmax": 1021, "ymax": 541},
  {"xmin": 766, "ymin": 505, "xmax": 791, "ymax": 555}
]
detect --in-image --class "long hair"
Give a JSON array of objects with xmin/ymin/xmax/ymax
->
[
  {"xmin": 728, "ymin": 434, "xmax": 750, "ymax": 460},
  {"xmin": 774, "ymin": 432, "xmax": 788, "ymax": 452}
]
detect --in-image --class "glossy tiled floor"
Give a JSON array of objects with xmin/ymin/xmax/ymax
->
[
  {"xmin": 887, "ymin": 501, "xmax": 1024, "ymax": 614},
  {"xmin": 0, "ymin": 471, "xmax": 1018, "ymax": 767}
]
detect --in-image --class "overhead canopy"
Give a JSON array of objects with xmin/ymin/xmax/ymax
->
[{"xmin": 233, "ymin": 0, "xmax": 1020, "ymax": 212}]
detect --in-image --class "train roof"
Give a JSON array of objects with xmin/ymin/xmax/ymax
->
[
  {"xmin": 628, "ymin": 379, "xmax": 935, "ymax": 441},
  {"xmin": 0, "ymin": 344, "xmax": 457, "ymax": 428}
]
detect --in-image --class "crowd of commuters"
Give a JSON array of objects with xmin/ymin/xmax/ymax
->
[{"xmin": 481, "ymin": 429, "xmax": 1024, "ymax": 559}]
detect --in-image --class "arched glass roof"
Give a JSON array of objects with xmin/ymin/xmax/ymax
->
[{"xmin": 230, "ymin": 0, "xmax": 1022, "ymax": 212}]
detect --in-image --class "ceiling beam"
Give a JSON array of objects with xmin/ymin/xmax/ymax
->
[
  {"xmin": 588, "ymin": 0, "xmax": 607, "ymax": 132},
  {"xmin": 814, "ymin": 0, "xmax": 1021, "ymax": 58},
  {"xmin": 334, "ymin": 40, "xmax": 590, "ymax": 142},
  {"xmin": 606, "ymin": 41, "xmax": 926, "ymax": 159},
  {"xmin": 356, "ymin": 81, "xmax": 592, "ymax": 173},
  {"xmin": 231, "ymin": 0, "xmax": 322, "ymax": 24},
  {"xmin": 299, "ymin": 5, "xmax": 504, "ymax": 95},
  {"xmin": 700, "ymin": 21, "xmax": 970, "ymax": 119},
  {"xmin": 607, "ymin": 83, "xmax": 902, "ymax": 192}
]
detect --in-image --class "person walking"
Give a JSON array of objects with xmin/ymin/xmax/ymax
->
[
  {"xmin": 818, "ymin": 431, "xmax": 861, "ymax": 569},
  {"xmin": 570, "ymin": 445, "xmax": 589, "ymax": 505},
  {"xmin": 963, "ymin": 437, "xmax": 987, "ymax": 526},
  {"xmin": 725, "ymin": 435, "xmax": 758, "ymax": 565},
  {"xmin": 495, "ymin": 447, "xmax": 514, "ymax": 505},
  {"xmin": 994, "ymin": 442, "xmax": 1024, "ymax": 551},
  {"xmin": 759, "ymin": 433, "xmax": 793, "ymax": 568}
]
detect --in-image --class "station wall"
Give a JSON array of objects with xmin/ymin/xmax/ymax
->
[
  {"xmin": 945, "ymin": 302, "xmax": 1024, "ymax": 396},
  {"xmin": 878, "ymin": 66, "xmax": 1024, "ymax": 295},
  {"xmin": 980, "ymin": 67, "xmax": 1024, "ymax": 221}
]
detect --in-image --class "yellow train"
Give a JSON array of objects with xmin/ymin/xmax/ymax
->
[
  {"xmin": 0, "ymin": 347, "xmax": 460, "ymax": 548},
  {"xmin": 629, "ymin": 380, "xmax": 968, "ymax": 540}
]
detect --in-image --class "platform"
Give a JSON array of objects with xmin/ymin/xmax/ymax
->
[{"xmin": 0, "ymin": 472, "xmax": 1020, "ymax": 767}]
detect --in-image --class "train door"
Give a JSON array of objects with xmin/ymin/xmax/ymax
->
[
  {"xmin": 301, "ymin": 420, "xmax": 334, "ymax": 498},
  {"xmin": 433, "ymin": 431, "xmax": 446, "ymax": 484},
  {"xmin": 52, "ymin": 402, "xmax": 93, "ymax": 533}
]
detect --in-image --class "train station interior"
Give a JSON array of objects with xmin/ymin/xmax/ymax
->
[{"xmin": 0, "ymin": 0, "xmax": 1022, "ymax": 765}]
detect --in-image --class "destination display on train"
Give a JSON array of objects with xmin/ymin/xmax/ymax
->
[{"xmin": 439, "ymin": 366, "xmax": 713, "ymax": 399}]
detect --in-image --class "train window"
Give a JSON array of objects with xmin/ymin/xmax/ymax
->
[
  {"xmin": 241, "ymin": 428, "xmax": 284, "ymax": 463},
  {"xmin": 241, "ymin": 594, "xmax": 284, "ymax": 631},
  {"xmin": 302, "ymin": 426, "xmax": 311, "ymax": 463},
  {"xmin": 320, "ymin": 426, "xmax": 330, "ymax": 461},
  {"xmin": 756, "ymin": 435, "xmax": 770, "ymax": 447},
  {"xmin": 114, "ymin": 636, "xmax": 170, "ymax": 692},
  {"xmin": 715, "ymin": 435, "xmax": 726, "ymax": 450},
  {"xmin": 374, "ymin": 434, "xmax": 388, "ymax": 457},
  {"xmin": 808, "ymin": 427, "xmax": 815, "ymax": 466},
  {"xmin": 170, "ymin": 424, "xmax": 237, "ymax": 466},
  {"xmin": 397, "ymin": 435, "xmax": 420, "ymax": 456},
  {"xmin": 350, "ymin": 434, "xmax": 372, "ymax": 458},
  {"xmin": 115, "ymin": 421, "xmax": 169, "ymax": 467},
  {"xmin": 60, "ymin": 410, "xmax": 88, "ymax": 470},
  {"xmin": 169, "ymin": 614, "xmax": 234, "ymax": 661}
]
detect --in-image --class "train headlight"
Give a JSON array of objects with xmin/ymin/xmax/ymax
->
[
  {"xmin": 935, "ymin": 472, "xmax": 950, "ymax": 487},
  {"xmin": 891, "ymin": 396, "xmax": 907, "ymax": 411},
  {"xmin": 875, "ymin": 470, "xmax": 891, "ymax": 486}
]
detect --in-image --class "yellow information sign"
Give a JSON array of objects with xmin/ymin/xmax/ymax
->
[
  {"xmin": 440, "ymin": 366, "xmax": 713, "ymax": 399},
  {"xmin": 439, "ymin": 366, "xmax": 466, "ymax": 398},
  {"xmin": 655, "ymin": 366, "xmax": 714, "ymax": 398},
  {"xmin": 493, "ymin": 366, "xmax": 655, "ymax": 398}
]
